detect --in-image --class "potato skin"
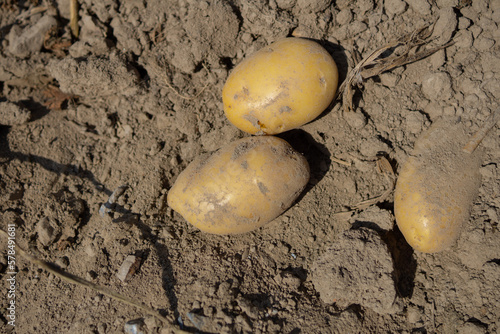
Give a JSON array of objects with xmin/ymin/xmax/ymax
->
[
  {"xmin": 394, "ymin": 119, "xmax": 482, "ymax": 253},
  {"xmin": 222, "ymin": 38, "xmax": 338, "ymax": 135},
  {"xmin": 167, "ymin": 136, "xmax": 310, "ymax": 234}
]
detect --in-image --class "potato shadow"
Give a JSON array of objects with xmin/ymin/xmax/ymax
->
[
  {"xmin": 0, "ymin": 124, "xmax": 112, "ymax": 196},
  {"xmin": 278, "ymin": 129, "xmax": 331, "ymax": 197},
  {"xmin": 109, "ymin": 207, "xmax": 182, "ymax": 325},
  {"xmin": 0, "ymin": 97, "xmax": 109, "ymax": 194},
  {"xmin": 352, "ymin": 216, "xmax": 417, "ymax": 299}
]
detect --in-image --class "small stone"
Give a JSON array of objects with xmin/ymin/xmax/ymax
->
[
  {"xmin": 409, "ymin": 0, "xmax": 431, "ymax": 16},
  {"xmin": 124, "ymin": 318, "xmax": 146, "ymax": 334},
  {"xmin": 186, "ymin": 312, "xmax": 208, "ymax": 330},
  {"xmin": 421, "ymin": 72, "xmax": 453, "ymax": 101},
  {"xmin": 55, "ymin": 256, "xmax": 70, "ymax": 270},
  {"xmin": 384, "ymin": 0, "xmax": 407, "ymax": 17},
  {"xmin": 8, "ymin": 16, "xmax": 58, "ymax": 57},
  {"xmin": 379, "ymin": 72, "xmax": 399, "ymax": 87},
  {"xmin": 116, "ymin": 255, "xmax": 142, "ymax": 282},
  {"xmin": 343, "ymin": 110, "xmax": 367, "ymax": 129},
  {"xmin": 144, "ymin": 316, "xmax": 161, "ymax": 331},
  {"xmin": 36, "ymin": 217, "xmax": 60, "ymax": 246},
  {"xmin": 276, "ymin": 0, "xmax": 296, "ymax": 10},
  {"xmin": 406, "ymin": 305, "xmax": 423, "ymax": 324}
]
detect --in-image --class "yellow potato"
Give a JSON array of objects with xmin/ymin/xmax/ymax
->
[
  {"xmin": 394, "ymin": 118, "xmax": 483, "ymax": 253},
  {"xmin": 167, "ymin": 136, "xmax": 310, "ymax": 234},
  {"xmin": 222, "ymin": 37, "xmax": 338, "ymax": 135}
]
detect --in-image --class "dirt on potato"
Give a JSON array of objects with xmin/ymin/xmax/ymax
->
[{"xmin": 1, "ymin": 1, "xmax": 499, "ymax": 334}]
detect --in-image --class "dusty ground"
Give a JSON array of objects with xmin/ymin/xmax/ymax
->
[{"xmin": 1, "ymin": 0, "xmax": 499, "ymax": 333}]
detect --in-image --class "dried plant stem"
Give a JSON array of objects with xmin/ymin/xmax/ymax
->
[
  {"xmin": 331, "ymin": 156, "xmax": 351, "ymax": 166},
  {"xmin": 351, "ymin": 156, "xmax": 396, "ymax": 210},
  {"xmin": 337, "ymin": 22, "xmax": 453, "ymax": 113},
  {"xmin": 462, "ymin": 109, "xmax": 500, "ymax": 154},
  {"xmin": 0, "ymin": 229, "xmax": 188, "ymax": 334},
  {"xmin": 70, "ymin": 0, "xmax": 79, "ymax": 38}
]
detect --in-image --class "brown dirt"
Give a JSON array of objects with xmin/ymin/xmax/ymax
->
[{"xmin": 1, "ymin": 1, "xmax": 499, "ymax": 333}]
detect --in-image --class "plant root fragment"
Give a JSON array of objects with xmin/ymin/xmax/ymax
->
[{"xmin": 337, "ymin": 22, "xmax": 454, "ymax": 113}]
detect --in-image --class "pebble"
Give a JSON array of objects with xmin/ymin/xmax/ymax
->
[
  {"xmin": 36, "ymin": 217, "xmax": 59, "ymax": 246},
  {"xmin": 406, "ymin": 305, "xmax": 423, "ymax": 324},
  {"xmin": 116, "ymin": 255, "xmax": 142, "ymax": 282},
  {"xmin": 124, "ymin": 318, "xmax": 146, "ymax": 334},
  {"xmin": 8, "ymin": 15, "xmax": 58, "ymax": 57},
  {"xmin": 186, "ymin": 312, "xmax": 208, "ymax": 330},
  {"xmin": 343, "ymin": 110, "xmax": 367, "ymax": 129},
  {"xmin": 409, "ymin": 0, "xmax": 431, "ymax": 16},
  {"xmin": 55, "ymin": 257, "xmax": 70, "ymax": 270},
  {"xmin": 379, "ymin": 72, "xmax": 399, "ymax": 87},
  {"xmin": 421, "ymin": 72, "xmax": 453, "ymax": 101},
  {"xmin": 384, "ymin": 0, "xmax": 407, "ymax": 17}
]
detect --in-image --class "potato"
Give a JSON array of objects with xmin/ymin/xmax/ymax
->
[
  {"xmin": 167, "ymin": 136, "xmax": 310, "ymax": 234},
  {"xmin": 222, "ymin": 37, "xmax": 338, "ymax": 135},
  {"xmin": 394, "ymin": 117, "xmax": 483, "ymax": 253}
]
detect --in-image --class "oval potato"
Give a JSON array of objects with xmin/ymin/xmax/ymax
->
[
  {"xmin": 222, "ymin": 37, "xmax": 338, "ymax": 135},
  {"xmin": 167, "ymin": 136, "xmax": 310, "ymax": 234},
  {"xmin": 394, "ymin": 118, "xmax": 482, "ymax": 253}
]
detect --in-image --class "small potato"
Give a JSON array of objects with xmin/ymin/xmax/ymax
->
[
  {"xmin": 394, "ymin": 118, "xmax": 482, "ymax": 253},
  {"xmin": 167, "ymin": 136, "xmax": 310, "ymax": 234},
  {"xmin": 222, "ymin": 37, "xmax": 338, "ymax": 135}
]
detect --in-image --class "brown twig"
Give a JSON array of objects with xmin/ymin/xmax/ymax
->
[
  {"xmin": 462, "ymin": 109, "xmax": 500, "ymax": 154},
  {"xmin": 70, "ymin": 0, "xmax": 79, "ymax": 38},
  {"xmin": 350, "ymin": 155, "xmax": 395, "ymax": 210}
]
